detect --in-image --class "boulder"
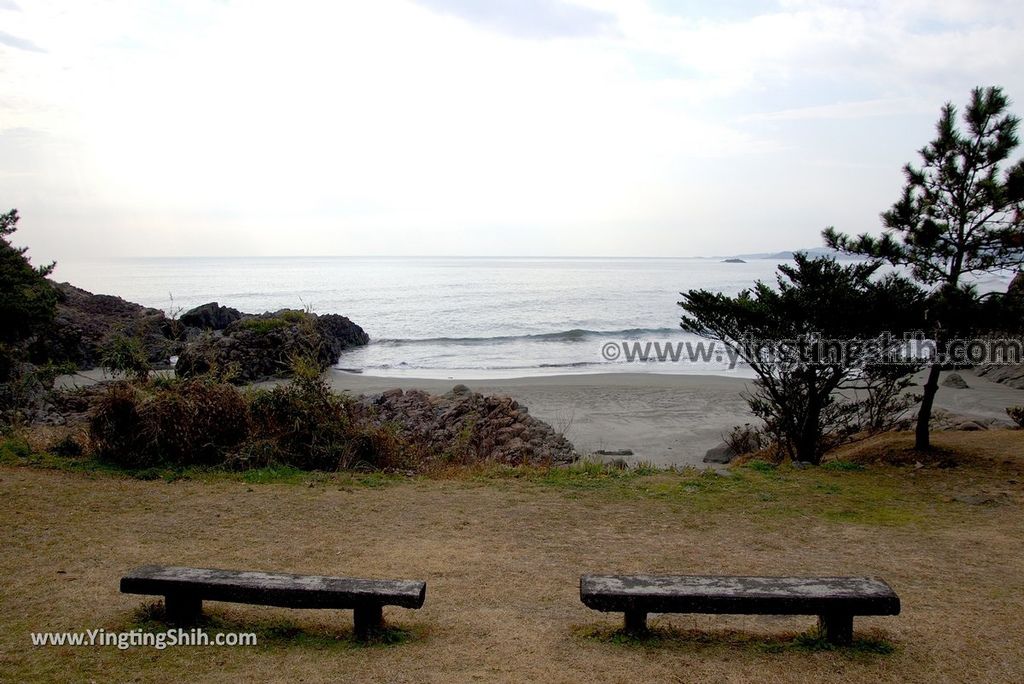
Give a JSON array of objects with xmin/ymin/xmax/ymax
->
[
  {"xmin": 941, "ymin": 373, "xmax": 969, "ymax": 389},
  {"xmin": 703, "ymin": 441, "xmax": 738, "ymax": 464},
  {"xmin": 180, "ymin": 302, "xmax": 242, "ymax": 330},
  {"xmin": 353, "ymin": 386, "xmax": 575, "ymax": 466},
  {"xmin": 315, "ymin": 313, "xmax": 371, "ymax": 357}
]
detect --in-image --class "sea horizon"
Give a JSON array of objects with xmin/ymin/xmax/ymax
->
[{"xmin": 51, "ymin": 255, "xmax": 1018, "ymax": 380}]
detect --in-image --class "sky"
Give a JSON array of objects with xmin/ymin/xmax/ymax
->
[{"xmin": 2, "ymin": 0, "xmax": 1024, "ymax": 260}]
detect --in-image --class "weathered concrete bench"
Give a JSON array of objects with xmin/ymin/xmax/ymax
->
[
  {"xmin": 580, "ymin": 574, "xmax": 900, "ymax": 644},
  {"xmin": 121, "ymin": 565, "xmax": 426, "ymax": 638}
]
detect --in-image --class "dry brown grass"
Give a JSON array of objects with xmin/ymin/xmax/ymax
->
[{"xmin": 1, "ymin": 430, "xmax": 1023, "ymax": 683}]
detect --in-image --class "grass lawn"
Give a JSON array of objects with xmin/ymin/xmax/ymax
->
[{"xmin": 1, "ymin": 430, "xmax": 1022, "ymax": 683}]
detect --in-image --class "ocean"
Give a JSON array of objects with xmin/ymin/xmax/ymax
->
[{"xmin": 52, "ymin": 256, "xmax": 1015, "ymax": 378}]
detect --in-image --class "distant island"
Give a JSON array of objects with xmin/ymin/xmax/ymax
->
[{"xmin": 716, "ymin": 247, "xmax": 859, "ymax": 261}]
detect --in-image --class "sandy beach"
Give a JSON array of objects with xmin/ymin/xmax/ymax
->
[{"xmin": 325, "ymin": 369, "xmax": 1022, "ymax": 467}]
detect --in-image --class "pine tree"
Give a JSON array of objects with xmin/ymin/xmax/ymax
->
[
  {"xmin": 680, "ymin": 254, "xmax": 925, "ymax": 464},
  {"xmin": 0, "ymin": 209, "xmax": 57, "ymax": 382},
  {"xmin": 824, "ymin": 86, "xmax": 1024, "ymax": 450}
]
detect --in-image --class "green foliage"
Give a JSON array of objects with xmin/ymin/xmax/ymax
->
[
  {"xmin": 822, "ymin": 460, "xmax": 866, "ymax": 472},
  {"xmin": 680, "ymin": 255, "xmax": 926, "ymax": 464},
  {"xmin": 245, "ymin": 377, "xmax": 354, "ymax": 470},
  {"xmin": 100, "ymin": 333, "xmax": 152, "ymax": 381},
  {"xmin": 825, "ymin": 86, "xmax": 1024, "ymax": 288},
  {"xmin": 825, "ymin": 86, "xmax": 1024, "ymax": 450},
  {"xmin": 1006, "ymin": 406, "xmax": 1024, "ymax": 427},
  {"xmin": 0, "ymin": 209, "xmax": 57, "ymax": 392},
  {"xmin": 236, "ymin": 317, "xmax": 293, "ymax": 334}
]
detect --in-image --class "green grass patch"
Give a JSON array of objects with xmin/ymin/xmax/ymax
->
[
  {"xmin": 234, "ymin": 317, "xmax": 294, "ymax": 334},
  {"xmin": 0, "ymin": 437, "xmax": 940, "ymax": 527},
  {"xmin": 823, "ymin": 460, "xmax": 866, "ymax": 472}
]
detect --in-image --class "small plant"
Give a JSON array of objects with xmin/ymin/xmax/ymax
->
[
  {"xmin": 1007, "ymin": 406, "xmax": 1024, "ymax": 428},
  {"xmin": 723, "ymin": 423, "xmax": 767, "ymax": 456},
  {"xmin": 100, "ymin": 333, "xmax": 151, "ymax": 381},
  {"xmin": 745, "ymin": 459, "xmax": 777, "ymax": 474}
]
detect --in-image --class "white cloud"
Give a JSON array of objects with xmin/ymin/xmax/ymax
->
[{"xmin": 2, "ymin": 0, "xmax": 1024, "ymax": 258}]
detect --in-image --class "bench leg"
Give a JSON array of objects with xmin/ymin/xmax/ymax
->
[
  {"xmin": 164, "ymin": 594, "xmax": 202, "ymax": 625},
  {"xmin": 818, "ymin": 613, "xmax": 853, "ymax": 645},
  {"xmin": 353, "ymin": 604, "xmax": 384, "ymax": 639},
  {"xmin": 623, "ymin": 610, "xmax": 648, "ymax": 635}
]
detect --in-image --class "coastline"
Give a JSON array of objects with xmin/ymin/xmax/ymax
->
[
  {"xmin": 325, "ymin": 368, "xmax": 1021, "ymax": 467},
  {"xmin": 57, "ymin": 368, "xmax": 1020, "ymax": 468}
]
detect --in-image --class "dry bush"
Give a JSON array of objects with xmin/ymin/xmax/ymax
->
[{"xmin": 89, "ymin": 379, "xmax": 248, "ymax": 467}]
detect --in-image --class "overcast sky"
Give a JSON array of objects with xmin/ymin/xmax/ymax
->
[{"xmin": 3, "ymin": 0, "xmax": 1024, "ymax": 260}]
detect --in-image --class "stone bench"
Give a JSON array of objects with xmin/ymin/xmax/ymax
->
[
  {"xmin": 580, "ymin": 574, "xmax": 900, "ymax": 644},
  {"xmin": 121, "ymin": 565, "xmax": 426, "ymax": 638}
]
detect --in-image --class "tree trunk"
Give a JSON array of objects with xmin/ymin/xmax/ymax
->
[
  {"xmin": 795, "ymin": 396, "xmax": 822, "ymax": 465},
  {"xmin": 915, "ymin": 364, "xmax": 942, "ymax": 450}
]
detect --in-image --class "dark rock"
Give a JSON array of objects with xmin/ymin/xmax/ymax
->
[
  {"xmin": 316, "ymin": 314, "xmax": 370, "ymax": 357},
  {"xmin": 594, "ymin": 449, "xmax": 634, "ymax": 456},
  {"xmin": 176, "ymin": 309, "xmax": 368, "ymax": 383},
  {"xmin": 956, "ymin": 421, "xmax": 986, "ymax": 431},
  {"xmin": 722, "ymin": 258, "xmax": 746, "ymax": 263},
  {"xmin": 941, "ymin": 373, "xmax": 969, "ymax": 389},
  {"xmin": 703, "ymin": 441, "xmax": 737, "ymax": 464},
  {"xmin": 179, "ymin": 302, "xmax": 242, "ymax": 330},
  {"xmin": 34, "ymin": 282, "xmax": 178, "ymax": 368}
]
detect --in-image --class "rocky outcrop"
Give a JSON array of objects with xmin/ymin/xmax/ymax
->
[
  {"xmin": 179, "ymin": 302, "xmax": 242, "ymax": 330},
  {"xmin": 975, "ymin": 364, "xmax": 1024, "ymax": 389},
  {"xmin": 353, "ymin": 384, "xmax": 575, "ymax": 466},
  {"xmin": 317, "ymin": 313, "xmax": 371, "ymax": 357},
  {"xmin": 175, "ymin": 309, "xmax": 368, "ymax": 383},
  {"xmin": 36, "ymin": 282, "xmax": 178, "ymax": 368}
]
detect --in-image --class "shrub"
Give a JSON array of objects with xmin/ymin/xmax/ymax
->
[
  {"xmin": 245, "ymin": 377, "xmax": 353, "ymax": 470},
  {"xmin": 1007, "ymin": 406, "xmax": 1024, "ymax": 428},
  {"xmin": 723, "ymin": 423, "xmax": 767, "ymax": 456},
  {"xmin": 89, "ymin": 379, "xmax": 249, "ymax": 467},
  {"xmin": 100, "ymin": 333, "xmax": 151, "ymax": 381},
  {"xmin": 89, "ymin": 357, "xmax": 427, "ymax": 472}
]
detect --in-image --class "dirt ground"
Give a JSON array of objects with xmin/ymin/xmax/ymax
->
[{"xmin": 1, "ymin": 430, "xmax": 1023, "ymax": 683}]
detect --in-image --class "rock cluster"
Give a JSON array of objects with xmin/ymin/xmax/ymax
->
[
  {"xmin": 175, "ymin": 309, "xmax": 368, "ymax": 383},
  {"xmin": 975, "ymin": 364, "xmax": 1024, "ymax": 389},
  {"xmin": 354, "ymin": 384, "xmax": 575, "ymax": 465},
  {"xmin": 32, "ymin": 287, "xmax": 370, "ymax": 383},
  {"xmin": 897, "ymin": 408, "xmax": 1011, "ymax": 431},
  {"xmin": 38, "ymin": 282, "xmax": 178, "ymax": 368}
]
